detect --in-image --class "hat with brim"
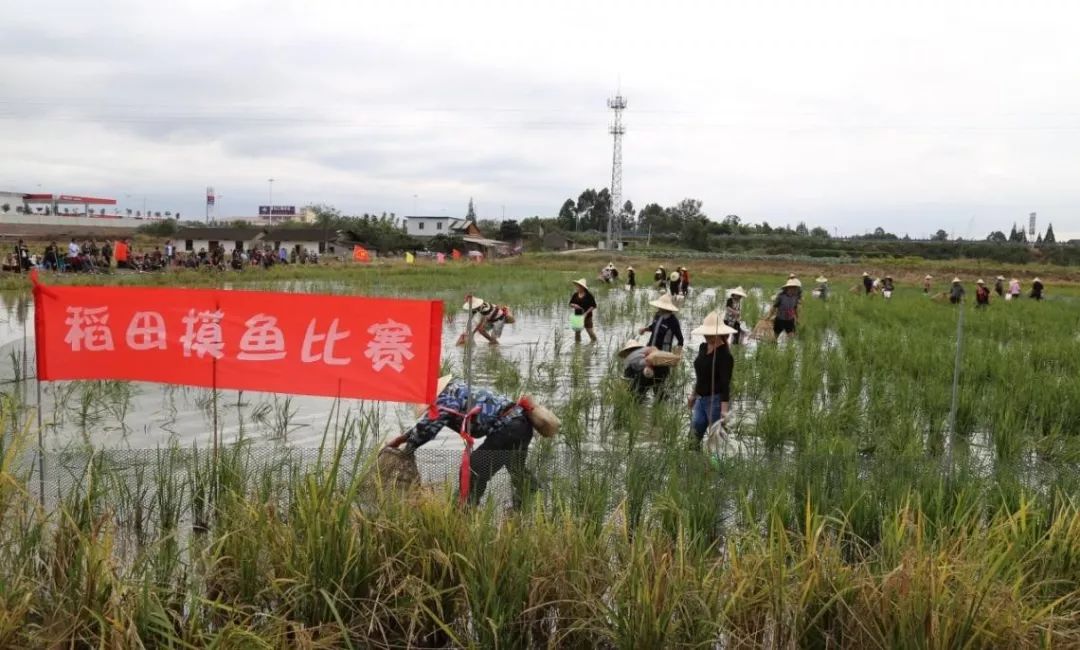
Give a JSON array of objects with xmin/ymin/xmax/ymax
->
[
  {"xmin": 626, "ymin": 266, "xmax": 633, "ymax": 271},
  {"xmin": 996, "ymin": 276, "xmax": 1005, "ymax": 281},
  {"xmin": 414, "ymin": 375, "xmax": 454, "ymax": 416},
  {"xmin": 728, "ymin": 286, "xmax": 748, "ymax": 298},
  {"xmin": 788, "ymin": 273, "xmax": 797, "ymax": 279},
  {"xmin": 783, "ymin": 278, "xmax": 801, "ymax": 288},
  {"xmin": 462, "ymin": 296, "xmax": 486, "ymax": 311},
  {"xmin": 1034, "ymin": 277, "xmax": 1041, "ymax": 282},
  {"xmin": 691, "ymin": 312, "xmax": 738, "ymax": 337},
  {"xmin": 952, "ymin": 277, "xmax": 961, "ymax": 283},
  {"xmin": 649, "ymin": 294, "xmax": 680, "ymax": 312},
  {"xmin": 572, "ymin": 278, "xmax": 588, "ymax": 290},
  {"xmin": 815, "ymin": 276, "xmax": 828, "ymax": 283},
  {"xmin": 863, "ymin": 272, "xmax": 869, "ymax": 277},
  {"xmin": 669, "ymin": 271, "xmax": 681, "ymax": 281},
  {"xmin": 617, "ymin": 339, "xmax": 645, "ymax": 358},
  {"xmin": 925, "ymin": 275, "xmax": 933, "ymax": 279},
  {"xmin": 679, "ymin": 266, "xmax": 687, "ymax": 271},
  {"xmin": 977, "ymin": 279, "xmax": 984, "ymax": 284}
]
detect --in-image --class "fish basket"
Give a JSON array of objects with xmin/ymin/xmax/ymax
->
[
  {"xmin": 848, "ymin": 284, "xmax": 861, "ymax": 294},
  {"xmin": 502, "ymin": 308, "xmax": 516, "ymax": 324},
  {"xmin": 645, "ymin": 349, "xmax": 682, "ymax": 367},
  {"xmin": 930, "ymin": 291, "xmax": 950, "ymax": 304},
  {"xmin": 525, "ymin": 403, "xmax": 561, "ymax": 438},
  {"xmin": 375, "ymin": 447, "xmax": 420, "ymax": 492},
  {"xmin": 750, "ymin": 318, "xmax": 776, "ymax": 342}
]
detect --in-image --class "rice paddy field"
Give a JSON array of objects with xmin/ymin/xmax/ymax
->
[{"xmin": 1, "ymin": 255, "xmax": 1079, "ymax": 648}]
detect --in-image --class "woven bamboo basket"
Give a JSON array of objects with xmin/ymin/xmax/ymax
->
[
  {"xmin": 526, "ymin": 403, "xmax": 561, "ymax": 438},
  {"xmin": 375, "ymin": 447, "xmax": 420, "ymax": 492},
  {"xmin": 750, "ymin": 318, "xmax": 776, "ymax": 342},
  {"xmin": 646, "ymin": 349, "xmax": 682, "ymax": 367}
]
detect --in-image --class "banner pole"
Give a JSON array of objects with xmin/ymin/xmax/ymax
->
[{"xmin": 36, "ymin": 378, "xmax": 44, "ymax": 508}]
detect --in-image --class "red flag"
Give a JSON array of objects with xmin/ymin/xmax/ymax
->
[
  {"xmin": 451, "ymin": 248, "xmax": 462, "ymax": 260},
  {"xmin": 352, "ymin": 245, "xmax": 370, "ymax": 262},
  {"xmin": 31, "ymin": 272, "xmax": 442, "ymax": 403}
]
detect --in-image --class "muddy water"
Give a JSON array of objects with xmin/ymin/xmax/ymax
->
[{"xmin": 0, "ymin": 284, "xmax": 748, "ymax": 454}]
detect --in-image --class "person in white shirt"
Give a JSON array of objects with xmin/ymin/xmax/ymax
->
[{"xmin": 67, "ymin": 239, "xmax": 80, "ymax": 258}]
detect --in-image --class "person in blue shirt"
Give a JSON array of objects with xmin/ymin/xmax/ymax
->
[{"xmin": 386, "ymin": 376, "xmax": 537, "ymax": 508}]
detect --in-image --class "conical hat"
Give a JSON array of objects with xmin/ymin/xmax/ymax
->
[
  {"xmin": 815, "ymin": 276, "xmax": 828, "ymax": 283},
  {"xmin": 649, "ymin": 293, "xmax": 680, "ymax": 312},
  {"xmin": 863, "ymin": 272, "xmax": 869, "ymax": 276},
  {"xmin": 728, "ymin": 286, "xmax": 748, "ymax": 298},
  {"xmin": 626, "ymin": 266, "xmax": 634, "ymax": 271},
  {"xmin": 783, "ymin": 278, "xmax": 801, "ymax": 288},
  {"xmin": 617, "ymin": 339, "xmax": 645, "ymax": 358},
  {"xmin": 462, "ymin": 296, "xmax": 486, "ymax": 310},
  {"xmin": 952, "ymin": 277, "xmax": 961, "ymax": 283},
  {"xmin": 996, "ymin": 276, "xmax": 1005, "ymax": 280},
  {"xmin": 1033, "ymin": 277, "xmax": 1041, "ymax": 282},
  {"xmin": 572, "ymin": 278, "xmax": 588, "ymax": 290},
  {"xmin": 976, "ymin": 279, "xmax": 984, "ymax": 284},
  {"xmin": 669, "ymin": 271, "xmax": 681, "ymax": 281},
  {"xmin": 925, "ymin": 274, "xmax": 933, "ymax": 279},
  {"xmin": 691, "ymin": 312, "xmax": 737, "ymax": 337}
]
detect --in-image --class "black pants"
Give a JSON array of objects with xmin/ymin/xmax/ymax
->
[{"xmin": 467, "ymin": 415, "xmax": 537, "ymax": 508}]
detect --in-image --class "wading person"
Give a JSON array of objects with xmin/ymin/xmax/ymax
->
[
  {"xmin": 462, "ymin": 297, "xmax": 512, "ymax": 345},
  {"xmin": 679, "ymin": 266, "xmax": 690, "ymax": 296},
  {"xmin": 386, "ymin": 376, "xmax": 538, "ymax": 508},
  {"xmin": 655, "ymin": 266, "xmax": 667, "ymax": 290},
  {"xmin": 668, "ymin": 270, "xmax": 682, "ymax": 296},
  {"xmin": 768, "ymin": 279, "xmax": 801, "ymax": 339},
  {"xmin": 619, "ymin": 338, "xmax": 655, "ymax": 400},
  {"xmin": 862, "ymin": 272, "xmax": 874, "ymax": 295},
  {"xmin": 949, "ymin": 277, "xmax": 965, "ymax": 304},
  {"xmin": 975, "ymin": 279, "xmax": 990, "ymax": 308},
  {"xmin": 1008, "ymin": 277, "xmax": 1021, "ymax": 301},
  {"xmin": 626, "ymin": 266, "xmax": 636, "ymax": 289},
  {"xmin": 923, "ymin": 274, "xmax": 933, "ymax": 294},
  {"xmin": 688, "ymin": 312, "xmax": 737, "ymax": 447},
  {"xmin": 882, "ymin": 275, "xmax": 895, "ymax": 299},
  {"xmin": 786, "ymin": 273, "xmax": 804, "ymax": 303},
  {"xmin": 994, "ymin": 276, "xmax": 1005, "ymax": 298},
  {"xmin": 724, "ymin": 286, "xmax": 748, "ymax": 344},
  {"xmin": 639, "ymin": 293, "xmax": 684, "ymax": 398},
  {"xmin": 1030, "ymin": 277, "xmax": 1044, "ymax": 300},
  {"xmin": 814, "ymin": 276, "xmax": 829, "ymax": 301},
  {"xmin": 569, "ymin": 278, "xmax": 598, "ymax": 343}
]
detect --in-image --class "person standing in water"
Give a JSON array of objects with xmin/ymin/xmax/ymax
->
[
  {"xmin": 462, "ymin": 297, "xmax": 511, "ymax": 345},
  {"xmin": 655, "ymin": 266, "xmax": 667, "ymax": 290},
  {"xmin": 1008, "ymin": 277, "xmax": 1021, "ymax": 301},
  {"xmin": 626, "ymin": 266, "xmax": 636, "ymax": 289},
  {"xmin": 1030, "ymin": 277, "xmax": 1044, "ymax": 300},
  {"xmin": 769, "ymin": 279, "xmax": 801, "ymax": 338},
  {"xmin": 994, "ymin": 276, "xmax": 1005, "ymax": 298},
  {"xmin": 724, "ymin": 287, "xmax": 747, "ymax": 344},
  {"xmin": 814, "ymin": 276, "xmax": 829, "ymax": 301},
  {"xmin": 862, "ymin": 272, "xmax": 874, "ymax": 295},
  {"xmin": 975, "ymin": 279, "xmax": 990, "ymax": 308},
  {"xmin": 881, "ymin": 275, "xmax": 895, "ymax": 299},
  {"xmin": 668, "ymin": 270, "xmax": 682, "ymax": 296},
  {"xmin": 688, "ymin": 312, "xmax": 737, "ymax": 446},
  {"xmin": 923, "ymin": 274, "xmax": 933, "ymax": 294},
  {"xmin": 638, "ymin": 293, "xmax": 684, "ymax": 398},
  {"xmin": 949, "ymin": 277, "xmax": 965, "ymax": 304},
  {"xmin": 679, "ymin": 266, "xmax": 690, "ymax": 296},
  {"xmin": 569, "ymin": 278, "xmax": 598, "ymax": 343}
]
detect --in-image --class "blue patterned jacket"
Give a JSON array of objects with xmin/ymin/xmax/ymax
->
[{"xmin": 406, "ymin": 380, "xmax": 523, "ymax": 447}]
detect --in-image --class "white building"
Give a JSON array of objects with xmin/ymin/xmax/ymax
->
[
  {"xmin": 405, "ymin": 216, "xmax": 481, "ymax": 239},
  {"xmin": 175, "ymin": 227, "xmax": 336, "ymax": 256}
]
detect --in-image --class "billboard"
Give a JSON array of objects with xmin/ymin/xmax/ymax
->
[
  {"xmin": 206, "ymin": 187, "xmax": 215, "ymax": 206},
  {"xmin": 259, "ymin": 205, "xmax": 296, "ymax": 216}
]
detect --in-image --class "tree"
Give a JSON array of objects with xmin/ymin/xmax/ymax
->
[
  {"xmin": 873, "ymin": 227, "xmax": 886, "ymax": 237},
  {"xmin": 556, "ymin": 199, "xmax": 576, "ymax": 230},
  {"xmin": 932, "ymin": 229, "xmax": 949, "ymax": 241},
  {"xmin": 795, "ymin": 222, "xmax": 809, "ymax": 236},
  {"xmin": 810, "ymin": 226, "xmax": 830, "ymax": 238},
  {"xmin": 1036, "ymin": 232, "xmax": 1044, "ymax": 244},
  {"xmin": 717, "ymin": 214, "xmax": 741, "ymax": 236},
  {"xmin": 620, "ymin": 200, "xmax": 635, "ymax": 231},
  {"xmin": 665, "ymin": 198, "xmax": 705, "ymax": 231},
  {"xmin": 1045, "ymin": 223, "xmax": 1056, "ymax": 243},
  {"xmin": 637, "ymin": 203, "xmax": 666, "ymax": 233},
  {"xmin": 476, "ymin": 219, "xmax": 500, "ymax": 238},
  {"xmin": 126, "ymin": 208, "xmax": 133, "ymax": 217},
  {"xmin": 0, "ymin": 203, "xmax": 8, "ymax": 213},
  {"xmin": 680, "ymin": 216, "xmax": 711, "ymax": 251},
  {"xmin": 987, "ymin": 231, "xmax": 1007, "ymax": 243},
  {"xmin": 499, "ymin": 219, "xmax": 523, "ymax": 242},
  {"xmin": 1008, "ymin": 223, "xmax": 1022, "ymax": 242},
  {"xmin": 466, "ymin": 198, "xmax": 477, "ymax": 221}
]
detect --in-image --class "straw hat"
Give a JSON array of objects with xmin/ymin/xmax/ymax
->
[
  {"xmin": 815, "ymin": 276, "xmax": 828, "ymax": 283},
  {"xmin": 783, "ymin": 278, "xmax": 801, "ymax": 288},
  {"xmin": 952, "ymin": 277, "xmax": 961, "ymax": 283},
  {"xmin": 1011, "ymin": 277, "xmax": 1018, "ymax": 283},
  {"xmin": 728, "ymin": 286, "xmax": 748, "ymax": 298},
  {"xmin": 863, "ymin": 272, "xmax": 869, "ymax": 277},
  {"xmin": 1034, "ymin": 277, "xmax": 1042, "ymax": 282},
  {"xmin": 649, "ymin": 294, "xmax": 680, "ymax": 312},
  {"xmin": 414, "ymin": 375, "xmax": 454, "ymax": 416},
  {"xmin": 976, "ymin": 279, "xmax": 984, "ymax": 285},
  {"xmin": 626, "ymin": 266, "xmax": 634, "ymax": 271},
  {"xmin": 617, "ymin": 339, "xmax": 645, "ymax": 358},
  {"xmin": 462, "ymin": 296, "xmax": 486, "ymax": 311},
  {"xmin": 691, "ymin": 312, "xmax": 738, "ymax": 337},
  {"xmin": 572, "ymin": 278, "xmax": 588, "ymax": 290},
  {"xmin": 669, "ymin": 271, "xmax": 681, "ymax": 281},
  {"xmin": 788, "ymin": 273, "xmax": 797, "ymax": 279},
  {"xmin": 996, "ymin": 275, "xmax": 1005, "ymax": 281},
  {"xmin": 884, "ymin": 274, "xmax": 892, "ymax": 279},
  {"xmin": 925, "ymin": 274, "xmax": 933, "ymax": 279},
  {"xmin": 679, "ymin": 266, "xmax": 687, "ymax": 271}
]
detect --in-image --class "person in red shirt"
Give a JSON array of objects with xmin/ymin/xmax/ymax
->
[
  {"xmin": 114, "ymin": 239, "xmax": 130, "ymax": 269},
  {"xmin": 975, "ymin": 279, "xmax": 990, "ymax": 308},
  {"xmin": 679, "ymin": 267, "xmax": 690, "ymax": 296}
]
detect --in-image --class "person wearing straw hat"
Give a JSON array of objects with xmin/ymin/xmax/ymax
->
[
  {"xmin": 618, "ymin": 338, "xmax": 656, "ymax": 399},
  {"xmin": 1008, "ymin": 277, "xmax": 1021, "ymax": 301},
  {"xmin": 923, "ymin": 274, "xmax": 933, "ymax": 294},
  {"xmin": 862, "ymin": 272, "xmax": 874, "ymax": 295},
  {"xmin": 768, "ymin": 279, "xmax": 801, "ymax": 338},
  {"xmin": 881, "ymin": 275, "xmax": 895, "ymax": 299},
  {"xmin": 626, "ymin": 265, "xmax": 636, "ymax": 289},
  {"xmin": 1030, "ymin": 277, "xmax": 1044, "ymax": 300},
  {"xmin": 994, "ymin": 276, "xmax": 1005, "ymax": 298},
  {"xmin": 386, "ymin": 375, "xmax": 539, "ymax": 509},
  {"xmin": 688, "ymin": 312, "xmax": 737, "ymax": 445},
  {"xmin": 569, "ymin": 278, "xmax": 598, "ymax": 343},
  {"xmin": 975, "ymin": 279, "xmax": 990, "ymax": 308},
  {"xmin": 461, "ymin": 297, "xmax": 511, "ymax": 345},
  {"xmin": 654, "ymin": 266, "xmax": 667, "ymax": 290},
  {"xmin": 668, "ymin": 270, "xmax": 682, "ymax": 296},
  {"xmin": 785, "ymin": 273, "xmax": 804, "ymax": 303},
  {"xmin": 724, "ymin": 286, "xmax": 748, "ymax": 344},
  {"xmin": 949, "ymin": 277, "xmax": 965, "ymax": 304},
  {"xmin": 814, "ymin": 276, "xmax": 829, "ymax": 301},
  {"xmin": 638, "ymin": 293, "xmax": 684, "ymax": 397},
  {"xmin": 679, "ymin": 266, "xmax": 690, "ymax": 296}
]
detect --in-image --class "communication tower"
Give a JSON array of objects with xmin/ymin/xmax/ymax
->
[{"xmin": 607, "ymin": 94, "xmax": 627, "ymax": 250}]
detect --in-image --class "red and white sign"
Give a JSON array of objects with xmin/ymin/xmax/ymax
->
[{"xmin": 32, "ymin": 272, "xmax": 443, "ymax": 403}]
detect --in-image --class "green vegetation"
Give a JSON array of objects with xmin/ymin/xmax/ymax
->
[{"xmin": 1, "ymin": 260, "xmax": 1079, "ymax": 646}]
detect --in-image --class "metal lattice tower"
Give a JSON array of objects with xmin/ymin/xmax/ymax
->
[{"xmin": 607, "ymin": 94, "xmax": 627, "ymax": 250}]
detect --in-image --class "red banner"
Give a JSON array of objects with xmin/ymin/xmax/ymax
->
[{"xmin": 32, "ymin": 272, "xmax": 443, "ymax": 404}]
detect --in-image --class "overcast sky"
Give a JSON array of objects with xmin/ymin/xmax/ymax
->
[{"xmin": 2, "ymin": 1, "xmax": 1080, "ymax": 238}]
